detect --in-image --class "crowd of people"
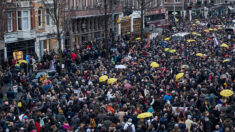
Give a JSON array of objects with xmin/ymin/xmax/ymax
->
[{"xmin": 0, "ymin": 15, "xmax": 234, "ymax": 132}]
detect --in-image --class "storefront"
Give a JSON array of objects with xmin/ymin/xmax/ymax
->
[
  {"xmin": 6, "ymin": 39, "xmax": 35, "ymax": 60},
  {"xmin": 120, "ymin": 16, "xmax": 131, "ymax": 36}
]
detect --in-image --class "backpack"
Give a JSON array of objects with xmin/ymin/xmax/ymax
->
[{"xmin": 125, "ymin": 123, "xmax": 133, "ymax": 132}]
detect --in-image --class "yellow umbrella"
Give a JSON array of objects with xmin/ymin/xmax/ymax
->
[
  {"xmin": 187, "ymin": 39, "xmax": 196, "ymax": 43},
  {"xmin": 209, "ymin": 28, "xmax": 214, "ymax": 31},
  {"xmin": 150, "ymin": 62, "xmax": 159, "ymax": 68},
  {"xmin": 213, "ymin": 28, "xmax": 218, "ymax": 31},
  {"xmin": 172, "ymin": 27, "xmax": 176, "ymax": 29},
  {"xmin": 192, "ymin": 32, "xmax": 197, "ymax": 35},
  {"xmin": 181, "ymin": 65, "xmax": 189, "ymax": 69},
  {"xmin": 172, "ymin": 12, "xmax": 178, "ymax": 15},
  {"xmin": 223, "ymin": 59, "xmax": 230, "ymax": 63},
  {"xmin": 164, "ymin": 37, "xmax": 170, "ymax": 41},
  {"xmin": 204, "ymin": 29, "xmax": 209, "ymax": 33},
  {"xmin": 169, "ymin": 49, "xmax": 176, "ymax": 53},
  {"xmin": 220, "ymin": 43, "xmax": 229, "ymax": 49},
  {"xmin": 175, "ymin": 18, "xmax": 179, "ymax": 22},
  {"xmin": 99, "ymin": 75, "xmax": 108, "ymax": 82},
  {"xmin": 196, "ymin": 53, "xmax": 203, "ymax": 57},
  {"xmin": 18, "ymin": 60, "xmax": 27, "ymax": 64},
  {"xmin": 192, "ymin": 24, "xmax": 196, "ymax": 26},
  {"xmin": 176, "ymin": 73, "xmax": 184, "ymax": 80},
  {"xmin": 107, "ymin": 78, "xmax": 117, "ymax": 84},
  {"xmin": 196, "ymin": 33, "xmax": 201, "ymax": 36},
  {"xmin": 216, "ymin": 25, "xmax": 222, "ymax": 27},
  {"xmin": 136, "ymin": 37, "xmax": 141, "ymax": 40},
  {"xmin": 164, "ymin": 48, "xmax": 170, "ymax": 52},
  {"xmin": 218, "ymin": 27, "xmax": 222, "ymax": 30},
  {"xmin": 137, "ymin": 112, "xmax": 153, "ymax": 119},
  {"xmin": 196, "ymin": 20, "xmax": 200, "ymax": 24},
  {"xmin": 220, "ymin": 89, "xmax": 234, "ymax": 97}
]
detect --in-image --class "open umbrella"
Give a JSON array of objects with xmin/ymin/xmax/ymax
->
[
  {"xmin": 137, "ymin": 112, "xmax": 153, "ymax": 119},
  {"xmin": 196, "ymin": 33, "xmax": 201, "ymax": 36},
  {"xmin": 107, "ymin": 78, "xmax": 117, "ymax": 84},
  {"xmin": 135, "ymin": 37, "xmax": 141, "ymax": 40},
  {"xmin": 187, "ymin": 39, "xmax": 196, "ymax": 43},
  {"xmin": 150, "ymin": 62, "xmax": 159, "ymax": 68},
  {"xmin": 164, "ymin": 48, "xmax": 170, "ymax": 52},
  {"xmin": 181, "ymin": 65, "xmax": 189, "ymax": 69},
  {"xmin": 18, "ymin": 60, "xmax": 27, "ymax": 64},
  {"xmin": 176, "ymin": 73, "xmax": 184, "ymax": 80},
  {"xmin": 99, "ymin": 75, "xmax": 108, "ymax": 82},
  {"xmin": 223, "ymin": 59, "xmax": 231, "ymax": 63},
  {"xmin": 220, "ymin": 43, "xmax": 229, "ymax": 49},
  {"xmin": 220, "ymin": 89, "xmax": 234, "ymax": 97},
  {"xmin": 115, "ymin": 65, "xmax": 127, "ymax": 69},
  {"xmin": 196, "ymin": 53, "xmax": 203, "ymax": 57},
  {"xmin": 213, "ymin": 28, "xmax": 218, "ymax": 31},
  {"xmin": 124, "ymin": 83, "xmax": 131, "ymax": 89},
  {"xmin": 209, "ymin": 28, "xmax": 214, "ymax": 31},
  {"xmin": 169, "ymin": 49, "xmax": 176, "ymax": 53},
  {"xmin": 164, "ymin": 37, "xmax": 170, "ymax": 41},
  {"xmin": 192, "ymin": 32, "xmax": 197, "ymax": 35},
  {"xmin": 204, "ymin": 29, "xmax": 209, "ymax": 33}
]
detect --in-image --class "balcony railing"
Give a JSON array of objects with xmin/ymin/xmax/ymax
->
[{"xmin": 16, "ymin": 1, "xmax": 30, "ymax": 7}]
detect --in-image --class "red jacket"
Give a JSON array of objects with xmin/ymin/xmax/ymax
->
[
  {"xmin": 35, "ymin": 122, "xmax": 41, "ymax": 132},
  {"xmin": 72, "ymin": 52, "xmax": 76, "ymax": 61}
]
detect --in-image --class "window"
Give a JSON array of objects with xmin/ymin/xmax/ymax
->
[
  {"xmin": 175, "ymin": 0, "xmax": 180, "ymax": 3},
  {"xmin": 17, "ymin": 10, "xmax": 30, "ymax": 31},
  {"xmin": 7, "ymin": 12, "xmax": 12, "ymax": 32},
  {"xmin": 46, "ymin": 9, "xmax": 50, "ymax": 26},
  {"xmin": 91, "ymin": 0, "xmax": 93, "ymax": 8},
  {"xmin": 73, "ymin": 0, "xmax": 76, "ymax": 9},
  {"xmin": 38, "ymin": 9, "xmax": 42, "ymax": 28}
]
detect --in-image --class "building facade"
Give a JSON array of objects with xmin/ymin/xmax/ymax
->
[
  {"xmin": 0, "ymin": 0, "xmax": 4, "ymax": 63},
  {"xmin": 65, "ymin": 0, "xmax": 122, "ymax": 49},
  {"xmin": 34, "ymin": 0, "xmax": 58, "ymax": 60},
  {"xmin": 3, "ymin": 0, "xmax": 36, "ymax": 60}
]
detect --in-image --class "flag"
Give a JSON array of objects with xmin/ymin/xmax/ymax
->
[{"xmin": 213, "ymin": 36, "xmax": 219, "ymax": 47}]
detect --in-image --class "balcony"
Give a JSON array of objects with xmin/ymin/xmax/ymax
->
[{"xmin": 16, "ymin": 1, "xmax": 31, "ymax": 7}]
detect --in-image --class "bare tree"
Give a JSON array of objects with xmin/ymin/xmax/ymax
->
[
  {"xmin": 96, "ymin": 0, "xmax": 121, "ymax": 57},
  {"xmin": 41, "ymin": 0, "xmax": 67, "ymax": 64},
  {"xmin": 126, "ymin": 0, "xmax": 159, "ymax": 40}
]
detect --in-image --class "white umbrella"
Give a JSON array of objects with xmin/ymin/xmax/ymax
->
[{"xmin": 115, "ymin": 65, "xmax": 127, "ymax": 69}]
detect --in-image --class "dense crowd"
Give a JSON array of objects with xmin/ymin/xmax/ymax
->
[{"xmin": 0, "ymin": 15, "xmax": 234, "ymax": 132}]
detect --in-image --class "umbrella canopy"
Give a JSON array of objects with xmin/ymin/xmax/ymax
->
[
  {"xmin": 99, "ymin": 75, "xmax": 108, "ymax": 82},
  {"xmin": 18, "ymin": 60, "xmax": 27, "ymax": 64},
  {"xmin": 218, "ymin": 27, "xmax": 222, "ymax": 30},
  {"xmin": 223, "ymin": 59, "xmax": 230, "ymax": 63},
  {"xmin": 192, "ymin": 32, "xmax": 197, "ymax": 35},
  {"xmin": 107, "ymin": 78, "xmax": 117, "ymax": 84},
  {"xmin": 220, "ymin": 89, "xmax": 234, "ymax": 97},
  {"xmin": 220, "ymin": 43, "xmax": 229, "ymax": 49},
  {"xmin": 176, "ymin": 73, "xmax": 184, "ymax": 80},
  {"xmin": 196, "ymin": 53, "xmax": 203, "ymax": 57},
  {"xmin": 164, "ymin": 48, "xmax": 170, "ymax": 52},
  {"xmin": 204, "ymin": 29, "xmax": 209, "ymax": 33},
  {"xmin": 181, "ymin": 65, "xmax": 189, "ymax": 69},
  {"xmin": 135, "ymin": 37, "xmax": 141, "ymax": 40},
  {"xmin": 196, "ymin": 33, "xmax": 201, "ymax": 36},
  {"xmin": 150, "ymin": 62, "xmax": 159, "ymax": 68},
  {"xmin": 192, "ymin": 24, "xmax": 196, "ymax": 26},
  {"xmin": 115, "ymin": 65, "xmax": 127, "ymax": 69},
  {"xmin": 164, "ymin": 37, "xmax": 170, "ymax": 41},
  {"xmin": 169, "ymin": 49, "xmax": 176, "ymax": 53},
  {"xmin": 124, "ymin": 83, "xmax": 131, "ymax": 89},
  {"xmin": 209, "ymin": 28, "xmax": 214, "ymax": 31},
  {"xmin": 187, "ymin": 39, "xmax": 196, "ymax": 43},
  {"xmin": 195, "ymin": 20, "xmax": 200, "ymax": 24},
  {"xmin": 137, "ymin": 112, "xmax": 153, "ymax": 119},
  {"xmin": 213, "ymin": 28, "xmax": 218, "ymax": 31}
]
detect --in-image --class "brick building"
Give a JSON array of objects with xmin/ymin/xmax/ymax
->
[
  {"xmin": 65, "ymin": 0, "xmax": 122, "ymax": 49},
  {"xmin": 3, "ymin": 0, "xmax": 36, "ymax": 60}
]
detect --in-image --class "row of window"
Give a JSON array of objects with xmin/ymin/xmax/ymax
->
[{"xmin": 7, "ymin": 9, "xmax": 52, "ymax": 32}]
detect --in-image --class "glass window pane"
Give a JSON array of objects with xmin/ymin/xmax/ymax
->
[
  {"xmin": 8, "ymin": 13, "xmax": 12, "ymax": 31},
  {"xmin": 23, "ymin": 17, "xmax": 29, "ymax": 30},
  {"xmin": 23, "ymin": 11, "xmax": 28, "ymax": 17},
  {"xmin": 18, "ymin": 11, "xmax": 22, "ymax": 30},
  {"xmin": 38, "ymin": 9, "xmax": 42, "ymax": 26}
]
